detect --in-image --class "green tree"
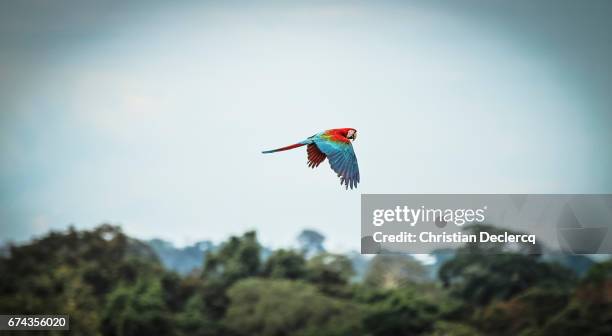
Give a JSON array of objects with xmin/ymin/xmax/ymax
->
[
  {"xmin": 0, "ymin": 224, "xmax": 163, "ymax": 335},
  {"xmin": 475, "ymin": 287, "xmax": 570, "ymax": 335},
  {"xmin": 427, "ymin": 321, "xmax": 482, "ymax": 336},
  {"xmin": 538, "ymin": 260, "xmax": 612, "ymax": 336},
  {"xmin": 362, "ymin": 285, "xmax": 442, "ymax": 336},
  {"xmin": 202, "ymin": 231, "xmax": 261, "ymax": 284},
  {"xmin": 439, "ymin": 252, "xmax": 575, "ymax": 306},
  {"xmin": 199, "ymin": 231, "xmax": 262, "ymax": 318},
  {"xmin": 0, "ymin": 224, "xmax": 605, "ymax": 336},
  {"xmin": 174, "ymin": 293, "xmax": 228, "ymax": 336},
  {"xmin": 262, "ymin": 249, "xmax": 307, "ymax": 280},
  {"xmin": 101, "ymin": 278, "xmax": 173, "ymax": 336},
  {"xmin": 224, "ymin": 278, "xmax": 363, "ymax": 336},
  {"xmin": 364, "ymin": 255, "xmax": 429, "ymax": 289},
  {"xmin": 306, "ymin": 253, "xmax": 354, "ymax": 296}
]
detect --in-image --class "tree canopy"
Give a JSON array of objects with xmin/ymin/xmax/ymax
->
[{"xmin": 1, "ymin": 224, "xmax": 609, "ymax": 336}]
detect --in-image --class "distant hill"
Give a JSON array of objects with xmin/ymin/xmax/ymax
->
[
  {"xmin": 423, "ymin": 248, "xmax": 596, "ymax": 279},
  {"xmin": 143, "ymin": 231, "xmax": 598, "ymax": 278},
  {"xmin": 146, "ymin": 239, "xmax": 216, "ymax": 274},
  {"xmin": 145, "ymin": 238, "xmax": 273, "ymax": 275},
  {"xmin": 345, "ymin": 251, "xmax": 370, "ymax": 281},
  {"xmin": 542, "ymin": 252, "xmax": 595, "ymax": 276},
  {"xmin": 146, "ymin": 229, "xmax": 329, "ymax": 275}
]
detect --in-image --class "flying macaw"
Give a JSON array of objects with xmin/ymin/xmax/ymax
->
[{"xmin": 262, "ymin": 128, "xmax": 360, "ymax": 189}]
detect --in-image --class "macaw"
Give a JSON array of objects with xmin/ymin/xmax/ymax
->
[{"xmin": 262, "ymin": 128, "xmax": 360, "ymax": 189}]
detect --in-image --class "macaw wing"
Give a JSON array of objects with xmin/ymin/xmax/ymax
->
[
  {"xmin": 307, "ymin": 144, "xmax": 327, "ymax": 168},
  {"xmin": 315, "ymin": 140, "xmax": 360, "ymax": 189}
]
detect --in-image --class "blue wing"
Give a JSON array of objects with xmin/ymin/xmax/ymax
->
[{"xmin": 314, "ymin": 139, "xmax": 360, "ymax": 189}]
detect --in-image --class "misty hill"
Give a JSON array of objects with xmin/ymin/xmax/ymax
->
[
  {"xmin": 145, "ymin": 229, "xmax": 356, "ymax": 276},
  {"xmin": 146, "ymin": 238, "xmax": 275, "ymax": 275},
  {"xmin": 144, "ymin": 234, "xmax": 596, "ymax": 279},
  {"xmin": 146, "ymin": 238, "xmax": 216, "ymax": 274}
]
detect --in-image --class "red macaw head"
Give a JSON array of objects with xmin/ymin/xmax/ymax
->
[{"xmin": 346, "ymin": 128, "xmax": 357, "ymax": 141}]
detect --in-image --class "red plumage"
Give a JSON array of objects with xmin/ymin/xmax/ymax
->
[{"xmin": 307, "ymin": 144, "xmax": 326, "ymax": 168}]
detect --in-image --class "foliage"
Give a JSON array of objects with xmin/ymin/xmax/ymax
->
[
  {"xmin": 200, "ymin": 231, "xmax": 261, "ymax": 318},
  {"xmin": 224, "ymin": 278, "xmax": 363, "ymax": 336},
  {"xmin": 297, "ymin": 229, "xmax": 325, "ymax": 257},
  {"xmin": 475, "ymin": 287, "xmax": 570, "ymax": 335},
  {"xmin": 427, "ymin": 321, "xmax": 482, "ymax": 336},
  {"xmin": 439, "ymin": 224, "xmax": 576, "ymax": 307},
  {"xmin": 0, "ymin": 224, "xmax": 161, "ymax": 335},
  {"xmin": 440, "ymin": 251, "xmax": 576, "ymax": 306},
  {"xmin": 537, "ymin": 260, "xmax": 612, "ymax": 336},
  {"xmin": 360, "ymin": 284, "xmax": 457, "ymax": 336},
  {"xmin": 0, "ymin": 224, "xmax": 608, "ymax": 336},
  {"xmin": 101, "ymin": 278, "xmax": 173, "ymax": 336},
  {"xmin": 305, "ymin": 253, "xmax": 354, "ymax": 296},
  {"xmin": 262, "ymin": 249, "xmax": 307, "ymax": 280},
  {"xmin": 202, "ymin": 231, "xmax": 261, "ymax": 285},
  {"xmin": 364, "ymin": 254, "xmax": 429, "ymax": 289}
]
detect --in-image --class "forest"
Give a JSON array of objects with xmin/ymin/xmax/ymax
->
[{"xmin": 1, "ymin": 224, "xmax": 611, "ymax": 336}]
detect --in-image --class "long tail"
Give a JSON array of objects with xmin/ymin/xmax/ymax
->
[{"xmin": 262, "ymin": 140, "xmax": 310, "ymax": 154}]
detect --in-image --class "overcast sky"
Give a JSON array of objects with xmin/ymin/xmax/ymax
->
[{"xmin": 1, "ymin": 0, "xmax": 611, "ymax": 250}]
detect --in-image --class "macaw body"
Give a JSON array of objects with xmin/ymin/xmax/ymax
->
[{"xmin": 262, "ymin": 128, "xmax": 360, "ymax": 189}]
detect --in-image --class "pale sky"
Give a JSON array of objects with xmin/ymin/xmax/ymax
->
[{"xmin": 1, "ymin": 0, "xmax": 611, "ymax": 251}]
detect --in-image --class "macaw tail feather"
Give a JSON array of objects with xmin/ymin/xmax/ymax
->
[{"xmin": 262, "ymin": 141, "xmax": 309, "ymax": 154}]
